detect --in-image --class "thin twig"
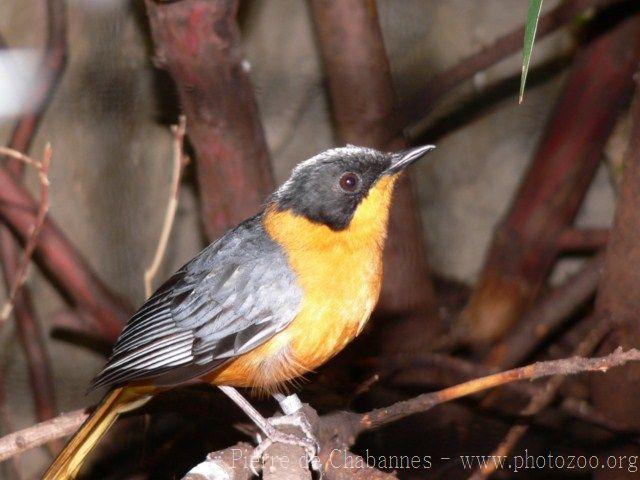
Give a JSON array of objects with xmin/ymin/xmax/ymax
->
[
  {"xmin": 372, "ymin": 347, "xmax": 638, "ymax": 438},
  {"xmin": 347, "ymin": 374, "xmax": 380, "ymax": 406},
  {"xmin": 0, "ymin": 380, "xmax": 22, "ymax": 478},
  {"xmin": 358, "ymin": 347, "xmax": 639, "ymax": 431},
  {"xmin": 143, "ymin": 115, "xmax": 187, "ymax": 298},
  {"xmin": 0, "ymin": 145, "xmax": 51, "ymax": 324}
]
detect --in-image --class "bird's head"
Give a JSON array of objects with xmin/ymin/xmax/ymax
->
[{"xmin": 269, "ymin": 145, "xmax": 435, "ymax": 232}]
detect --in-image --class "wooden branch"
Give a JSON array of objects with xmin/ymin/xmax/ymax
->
[
  {"xmin": 2, "ymin": 349, "xmax": 639, "ymax": 472},
  {"xmin": 460, "ymin": 14, "xmax": 640, "ymax": 344},
  {"xmin": 319, "ymin": 449, "xmax": 398, "ymax": 480},
  {"xmin": 486, "ymin": 252, "xmax": 605, "ymax": 368},
  {"xmin": 309, "ymin": 0, "xmax": 437, "ymax": 325},
  {"xmin": 0, "ymin": 409, "xmax": 86, "ymax": 462},
  {"xmin": 144, "ymin": 115, "xmax": 187, "ymax": 298},
  {"xmin": 145, "ymin": 0, "xmax": 275, "ymax": 242},
  {"xmin": 184, "ymin": 406, "xmax": 397, "ymax": 480},
  {"xmin": 262, "ymin": 430, "xmax": 311, "ymax": 480},
  {"xmin": 0, "ymin": 145, "xmax": 51, "ymax": 323},
  {"xmin": 183, "ymin": 442, "xmax": 397, "ymax": 480},
  {"xmin": 309, "ymin": 0, "xmax": 399, "ymax": 148}
]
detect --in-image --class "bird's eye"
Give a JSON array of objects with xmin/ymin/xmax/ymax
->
[{"xmin": 339, "ymin": 172, "xmax": 361, "ymax": 192}]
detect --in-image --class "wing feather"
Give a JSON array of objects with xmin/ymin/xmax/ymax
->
[{"xmin": 90, "ymin": 215, "xmax": 302, "ymax": 390}]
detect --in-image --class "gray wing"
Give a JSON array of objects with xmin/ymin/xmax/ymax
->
[{"xmin": 90, "ymin": 215, "xmax": 302, "ymax": 390}]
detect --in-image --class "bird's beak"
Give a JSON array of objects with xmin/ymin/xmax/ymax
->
[{"xmin": 384, "ymin": 145, "xmax": 436, "ymax": 175}]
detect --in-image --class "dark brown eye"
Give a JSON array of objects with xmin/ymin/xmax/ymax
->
[{"xmin": 339, "ymin": 172, "xmax": 360, "ymax": 192}]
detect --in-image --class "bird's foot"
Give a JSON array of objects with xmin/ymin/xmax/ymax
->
[
  {"xmin": 270, "ymin": 411, "xmax": 321, "ymax": 453},
  {"xmin": 249, "ymin": 411, "xmax": 321, "ymax": 476}
]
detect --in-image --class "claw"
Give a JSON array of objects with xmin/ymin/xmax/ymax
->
[
  {"xmin": 270, "ymin": 411, "xmax": 320, "ymax": 451},
  {"xmin": 250, "ymin": 411, "xmax": 320, "ymax": 475},
  {"xmin": 250, "ymin": 439, "xmax": 271, "ymax": 476},
  {"xmin": 219, "ymin": 387, "xmax": 321, "ymax": 476}
]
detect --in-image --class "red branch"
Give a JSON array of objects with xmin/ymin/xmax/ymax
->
[
  {"xmin": 0, "ymin": 165, "xmax": 131, "ymax": 341},
  {"xmin": 309, "ymin": 0, "xmax": 437, "ymax": 323},
  {"xmin": 591, "ymin": 75, "xmax": 640, "ymax": 453},
  {"xmin": 460, "ymin": 14, "xmax": 640, "ymax": 344},
  {"xmin": 6, "ymin": 0, "xmax": 67, "ymax": 159},
  {"xmin": 144, "ymin": 0, "xmax": 275, "ymax": 242},
  {"xmin": 0, "ymin": 0, "xmax": 129, "ymax": 344},
  {"xmin": 0, "ymin": 0, "xmax": 67, "ymax": 427},
  {"xmin": 557, "ymin": 227, "xmax": 609, "ymax": 252}
]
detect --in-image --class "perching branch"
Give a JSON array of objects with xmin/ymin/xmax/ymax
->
[
  {"xmin": 182, "ymin": 442, "xmax": 253, "ymax": 480},
  {"xmin": 143, "ymin": 115, "xmax": 188, "ymax": 298},
  {"xmin": 2, "ymin": 349, "xmax": 640, "ymax": 470},
  {"xmin": 183, "ymin": 442, "xmax": 398, "ymax": 480}
]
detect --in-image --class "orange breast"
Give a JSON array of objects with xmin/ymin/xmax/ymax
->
[{"xmin": 205, "ymin": 176, "xmax": 397, "ymax": 393}]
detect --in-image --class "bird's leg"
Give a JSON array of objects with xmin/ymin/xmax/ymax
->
[
  {"xmin": 218, "ymin": 386, "xmax": 275, "ymax": 437},
  {"xmin": 218, "ymin": 386, "xmax": 319, "ymax": 475},
  {"xmin": 273, "ymin": 392, "xmax": 302, "ymax": 414}
]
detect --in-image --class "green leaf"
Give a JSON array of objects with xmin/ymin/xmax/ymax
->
[{"xmin": 520, "ymin": 0, "xmax": 544, "ymax": 103}]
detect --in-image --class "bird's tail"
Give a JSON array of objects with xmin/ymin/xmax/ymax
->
[{"xmin": 43, "ymin": 387, "xmax": 150, "ymax": 480}]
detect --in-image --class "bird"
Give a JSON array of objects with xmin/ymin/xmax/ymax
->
[{"xmin": 43, "ymin": 144, "xmax": 435, "ymax": 479}]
